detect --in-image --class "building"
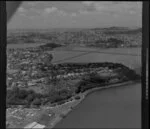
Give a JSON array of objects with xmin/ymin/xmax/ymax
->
[{"xmin": 24, "ymin": 121, "xmax": 46, "ymax": 129}]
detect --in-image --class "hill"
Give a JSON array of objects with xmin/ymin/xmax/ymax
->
[{"xmin": 7, "ymin": 27, "xmax": 142, "ymax": 48}]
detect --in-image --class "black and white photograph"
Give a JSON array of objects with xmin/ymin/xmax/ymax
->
[{"xmin": 0, "ymin": 1, "xmax": 148, "ymax": 128}]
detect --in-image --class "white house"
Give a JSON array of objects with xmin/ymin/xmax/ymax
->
[{"xmin": 24, "ymin": 122, "xmax": 46, "ymax": 129}]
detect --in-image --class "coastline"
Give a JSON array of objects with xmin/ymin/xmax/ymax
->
[{"xmin": 50, "ymin": 80, "xmax": 141, "ymax": 129}]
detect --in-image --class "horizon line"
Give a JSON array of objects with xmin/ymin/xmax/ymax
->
[{"xmin": 7, "ymin": 26, "xmax": 142, "ymax": 30}]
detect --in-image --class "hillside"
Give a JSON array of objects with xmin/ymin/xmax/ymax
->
[{"xmin": 7, "ymin": 27, "xmax": 142, "ymax": 48}]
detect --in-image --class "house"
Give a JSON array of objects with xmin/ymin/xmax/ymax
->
[
  {"xmin": 24, "ymin": 122, "xmax": 37, "ymax": 128},
  {"xmin": 24, "ymin": 122, "xmax": 46, "ymax": 129},
  {"xmin": 32, "ymin": 123, "xmax": 46, "ymax": 129}
]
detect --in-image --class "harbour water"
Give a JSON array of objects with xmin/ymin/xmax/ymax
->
[{"xmin": 55, "ymin": 82, "xmax": 141, "ymax": 128}]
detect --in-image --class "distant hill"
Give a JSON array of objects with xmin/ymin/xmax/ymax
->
[
  {"xmin": 103, "ymin": 27, "xmax": 142, "ymax": 35},
  {"xmin": 103, "ymin": 26, "xmax": 130, "ymax": 30},
  {"xmin": 8, "ymin": 27, "xmax": 141, "ymax": 33},
  {"xmin": 7, "ymin": 27, "xmax": 142, "ymax": 48}
]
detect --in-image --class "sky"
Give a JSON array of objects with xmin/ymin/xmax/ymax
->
[{"xmin": 7, "ymin": 1, "xmax": 142, "ymax": 29}]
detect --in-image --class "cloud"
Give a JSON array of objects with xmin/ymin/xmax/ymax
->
[
  {"xmin": 43, "ymin": 7, "xmax": 68, "ymax": 16},
  {"xmin": 82, "ymin": 1, "xmax": 94, "ymax": 6},
  {"xmin": 82, "ymin": 1, "xmax": 98, "ymax": 12},
  {"xmin": 27, "ymin": 2, "xmax": 42, "ymax": 6},
  {"xmin": 44, "ymin": 7, "xmax": 58, "ymax": 14},
  {"xmin": 79, "ymin": 10, "xmax": 89, "ymax": 14},
  {"xmin": 40, "ymin": 7, "xmax": 69, "ymax": 17},
  {"xmin": 81, "ymin": 1, "xmax": 142, "ymax": 15},
  {"xmin": 17, "ymin": 7, "xmax": 27, "ymax": 13},
  {"xmin": 16, "ymin": 5, "xmax": 68, "ymax": 19},
  {"xmin": 72, "ymin": 20, "xmax": 77, "ymax": 23},
  {"xmin": 70, "ymin": 12, "xmax": 77, "ymax": 17},
  {"xmin": 17, "ymin": 7, "xmax": 28, "ymax": 17},
  {"xmin": 58, "ymin": 10, "xmax": 67, "ymax": 16},
  {"xmin": 19, "ymin": 13, "xmax": 27, "ymax": 17},
  {"xmin": 17, "ymin": 2, "xmax": 142, "ymax": 20},
  {"xmin": 129, "ymin": 10, "xmax": 136, "ymax": 15}
]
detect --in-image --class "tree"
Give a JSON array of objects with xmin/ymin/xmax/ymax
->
[
  {"xmin": 50, "ymin": 65, "xmax": 59, "ymax": 85},
  {"xmin": 12, "ymin": 86, "xmax": 20, "ymax": 95},
  {"xmin": 32, "ymin": 98, "xmax": 41, "ymax": 106},
  {"xmin": 41, "ymin": 53, "xmax": 53, "ymax": 66},
  {"xmin": 26, "ymin": 93, "xmax": 34, "ymax": 103}
]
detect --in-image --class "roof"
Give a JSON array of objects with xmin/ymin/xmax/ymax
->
[
  {"xmin": 24, "ymin": 122, "xmax": 37, "ymax": 128},
  {"xmin": 24, "ymin": 122, "xmax": 46, "ymax": 129},
  {"xmin": 32, "ymin": 123, "xmax": 46, "ymax": 129}
]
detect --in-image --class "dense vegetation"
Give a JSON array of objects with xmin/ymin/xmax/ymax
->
[
  {"xmin": 6, "ymin": 87, "xmax": 43, "ymax": 107},
  {"xmin": 6, "ymin": 86, "xmax": 72, "ymax": 108},
  {"xmin": 38, "ymin": 43, "xmax": 62, "ymax": 50},
  {"xmin": 75, "ymin": 73, "xmax": 107, "ymax": 93}
]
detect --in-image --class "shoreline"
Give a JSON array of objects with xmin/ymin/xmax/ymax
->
[
  {"xmin": 6, "ymin": 80, "xmax": 140, "ymax": 128},
  {"xmin": 50, "ymin": 80, "xmax": 141, "ymax": 129}
]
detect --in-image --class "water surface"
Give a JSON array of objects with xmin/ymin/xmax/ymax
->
[{"xmin": 55, "ymin": 83, "xmax": 141, "ymax": 128}]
